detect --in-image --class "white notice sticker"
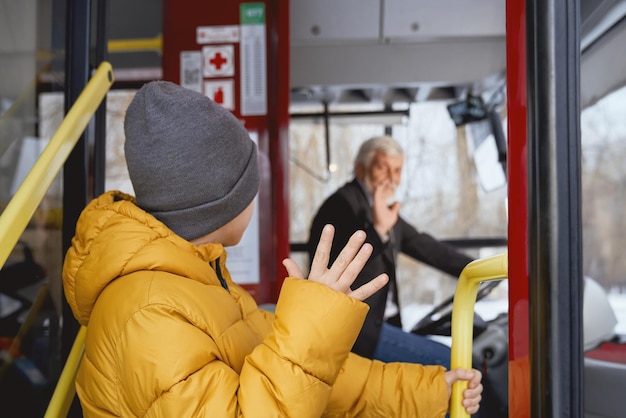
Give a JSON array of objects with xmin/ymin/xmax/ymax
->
[
  {"xmin": 197, "ymin": 25, "xmax": 240, "ymax": 44},
  {"xmin": 180, "ymin": 51, "xmax": 202, "ymax": 93}
]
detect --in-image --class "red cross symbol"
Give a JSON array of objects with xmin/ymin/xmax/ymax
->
[
  {"xmin": 210, "ymin": 52, "xmax": 228, "ymax": 70},
  {"xmin": 203, "ymin": 45, "xmax": 234, "ymax": 77}
]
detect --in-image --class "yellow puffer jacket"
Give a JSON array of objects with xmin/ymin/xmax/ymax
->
[{"xmin": 63, "ymin": 191, "xmax": 449, "ymax": 417}]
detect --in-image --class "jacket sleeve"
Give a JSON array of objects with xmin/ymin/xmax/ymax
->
[
  {"xmin": 240, "ymin": 279, "xmax": 450, "ymax": 418},
  {"xmin": 238, "ymin": 278, "xmax": 370, "ymax": 417},
  {"xmin": 325, "ymin": 353, "xmax": 450, "ymax": 418}
]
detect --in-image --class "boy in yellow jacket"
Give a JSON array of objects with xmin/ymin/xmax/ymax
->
[{"xmin": 63, "ymin": 81, "xmax": 482, "ymax": 417}]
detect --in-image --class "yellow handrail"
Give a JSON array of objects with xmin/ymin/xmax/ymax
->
[
  {"xmin": 449, "ymin": 252, "xmax": 508, "ymax": 418},
  {"xmin": 43, "ymin": 326, "xmax": 87, "ymax": 418},
  {"xmin": 108, "ymin": 34, "xmax": 162, "ymax": 54},
  {"xmin": 0, "ymin": 61, "xmax": 114, "ymax": 271}
]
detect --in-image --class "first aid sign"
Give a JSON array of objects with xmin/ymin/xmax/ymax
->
[{"xmin": 203, "ymin": 45, "xmax": 234, "ymax": 77}]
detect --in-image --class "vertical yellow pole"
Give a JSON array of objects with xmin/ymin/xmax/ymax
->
[{"xmin": 449, "ymin": 252, "xmax": 508, "ymax": 418}]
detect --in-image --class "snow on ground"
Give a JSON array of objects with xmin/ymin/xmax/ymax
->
[{"xmin": 402, "ymin": 292, "xmax": 626, "ymax": 338}]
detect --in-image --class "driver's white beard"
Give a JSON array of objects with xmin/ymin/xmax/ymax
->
[{"xmin": 364, "ymin": 175, "xmax": 399, "ymax": 206}]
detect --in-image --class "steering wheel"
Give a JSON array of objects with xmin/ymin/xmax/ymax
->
[{"xmin": 410, "ymin": 280, "xmax": 502, "ymax": 337}]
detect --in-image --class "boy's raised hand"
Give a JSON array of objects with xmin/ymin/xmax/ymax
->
[{"xmin": 283, "ymin": 224, "xmax": 388, "ymax": 301}]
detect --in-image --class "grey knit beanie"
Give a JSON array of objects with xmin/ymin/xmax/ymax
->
[{"xmin": 124, "ymin": 81, "xmax": 259, "ymax": 241}]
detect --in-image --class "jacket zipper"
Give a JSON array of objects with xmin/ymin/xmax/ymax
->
[{"xmin": 214, "ymin": 258, "xmax": 230, "ymax": 292}]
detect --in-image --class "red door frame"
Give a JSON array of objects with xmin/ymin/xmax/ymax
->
[{"xmin": 506, "ymin": 0, "xmax": 530, "ymax": 416}]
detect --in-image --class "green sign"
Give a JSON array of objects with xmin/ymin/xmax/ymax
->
[{"xmin": 241, "ymin": 3, "xmax": 265, "ymax": 25}]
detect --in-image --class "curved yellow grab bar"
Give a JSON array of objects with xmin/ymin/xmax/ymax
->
[
  {"xmin": 0, "ymin": 62, "xmax": 114, "ymax": 270},
  {"xmin": 44, "ymin": 326, "xmax": 87, "ymax": 418},
  {"xmin": 450, "ymin": 252, "xmax": 508, "ymax": 418}
]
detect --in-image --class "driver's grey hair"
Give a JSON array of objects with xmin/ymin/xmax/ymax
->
[{"xmin": 353, "ymin": 135, "xmax": 404, "ymax": 174}]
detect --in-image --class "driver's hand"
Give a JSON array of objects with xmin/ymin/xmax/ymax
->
[
  {"xmin": 372, "ymin": 180, "xmax": 399, "ymax": 238},
  {"xmin": 282, "ymin": 224, "xmax": 389, "ymax": 301},
  {"xmin": 444, "ymin": 368, "xmax": 483, "ymax": 415}
]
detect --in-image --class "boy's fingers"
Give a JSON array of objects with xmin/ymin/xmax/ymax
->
[
  {"xmin": 469, "ymin": 369, "xmax": 482, "ymax": 388},
  {"xmin": 328, "ymin": 230, "xmax": 366, "ymax": 277},
  {"xmin": 463, "ymin": 392, "xmax": 482, "ymax": 411},
  {"xmin": 445, "ymin": 369, "xmax": 461, "ymax": 385},
  {"xmin": 307, "ymin": 225, "xmax": 377, "ymax": 299},
  {"xmin": 348, "ymin": 274, "xmax": 389, "ymax": 301},
  {"xmin": 464, "ymin": 383, "xmax": 483, "ymax": 397},
  {"xmin": 335, "ymin": 243, "xmax": 372, "ymax": 289},
  {"xmin": 310, "ymin": 224, "xmax": 334, "ymax": 278},
  {"xmin": 465, "ymin": 404, "xmax": 480, "ymax": 415},
  {"xmin": 445, "ymin": 368, "xmax": 477, "ymax": 385},
  {"xmin": 282, "ymin": 258, "xmax": 304, "ymax": 279}
]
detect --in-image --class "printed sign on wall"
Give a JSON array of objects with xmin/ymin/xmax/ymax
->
[
  {"xmin": 204, "ymin": 79, "xmax": 235, "ymax": 110},
  {"xmin": 203, "ymin": 44, "xmax": 235, "ymax": 77},
  {"xmin": 197, "ymin": 25, "xmax": 240, "ymax": 44},
  {"xmin": 180, "ymin": 51, "xmax": 203, "ymax": 93},
  {"xmin": 240, "ymin": 3, "xmax": 267, "ymax": 116}
]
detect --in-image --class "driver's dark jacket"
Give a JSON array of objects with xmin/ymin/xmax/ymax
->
[{"xmin": 308, "ymin": 179, "xmax": 474, "ymax": 358}]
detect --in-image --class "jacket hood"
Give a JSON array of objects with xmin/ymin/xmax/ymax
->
[{"xmin": 62, "ymin": 190, "xmax": 226, "ymax": 326}]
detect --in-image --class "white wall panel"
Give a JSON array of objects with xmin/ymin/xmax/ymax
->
[
  {"xmin": 290, "ymin": 0, "xmax": 380, "ymax": 43},
  {"xmin": 383, "ymin": 0, "xmax": 505, "ymax": 40},
  {"xmin": 291, "ymin": 38, "xmax": 506, "ymax": 88},
  {"xmin": 0, "ymin": 1, "xmax": 36, "ymax": 53}
]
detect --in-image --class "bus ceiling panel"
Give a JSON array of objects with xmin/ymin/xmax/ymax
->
[
  {"xmin": 290, "ymin": 0, "xmax": 380, "ymax": 44},
  {"xmin": 290, "ymin": 39, "xmax": 506, "ymax": 94},
  {"xmin": 288, "ymin": 0, "xmax": 624, "ymax": 109},
  {"xmin": 382, "ymin": 0, "xmax": 505, "ymax": 40},
  {"xmin": 289, "ymin": 0, "xmax": 506, "ymax": 108},
  {"xmin": 290, "ymin": 0, "xmax": 506, "ymax": 44}
]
